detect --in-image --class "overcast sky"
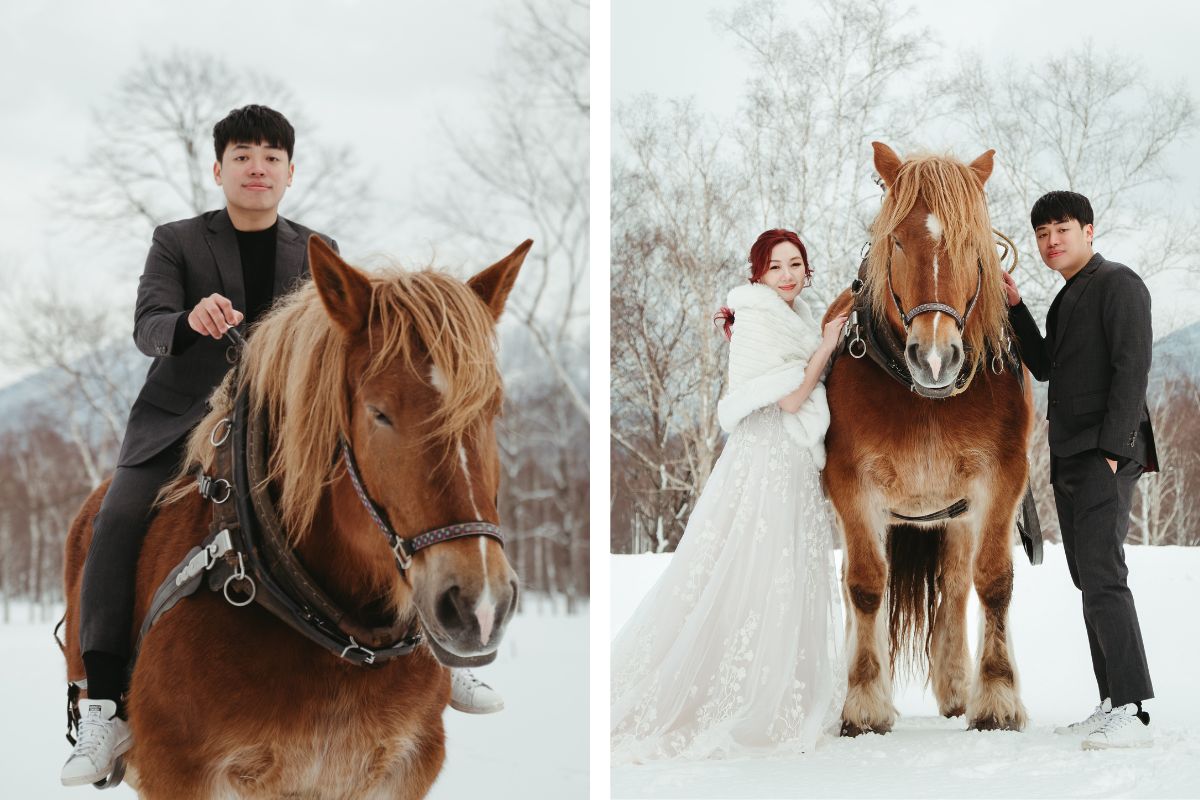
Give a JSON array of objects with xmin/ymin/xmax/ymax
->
[
  {"xmin": 612, "ymin": 0, "xmax": 1200, "ymax": 339},
  {"xmin": 0, "ymin": 0, "xmax": 543, "ymax": 384}
]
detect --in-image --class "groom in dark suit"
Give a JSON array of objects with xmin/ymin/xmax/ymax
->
[
  {"xmin": 1002, "ymin": 190, "xmax": 1157, "ymax": 751},
  {"xmin": 62, "ymin": 105, "xmax": 338, "ymax": 786}
]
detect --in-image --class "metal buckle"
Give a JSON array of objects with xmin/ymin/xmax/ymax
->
[
  {"xmin": 210, "ymin": 418, "xmax": 232, "ymax": 447},
  {"xmin": 175, "ymin": 529, "xmax": 234, "ymax": 587},
  {"xmin": 991, "ymin": 353, "xmax": 1004, "ymax": 374},
  {"xmin": 340, "ymin": 636, "xmax": 377, "ymax": 665},
  {"xmin": 391, "ymin": 537, "xmax": 413, "ymax": 571},
  {"xmin": 222, "ymin": 552, "xmax": 256, "ymax": 607}
]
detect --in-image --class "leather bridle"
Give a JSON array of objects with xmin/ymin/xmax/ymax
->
[{"xmin": 885, "ymin": 242, "xmax": 985, "ymax": 333}]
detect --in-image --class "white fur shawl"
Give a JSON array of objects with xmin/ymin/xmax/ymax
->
[{"xmin": 716, "ymin": 282, "xmax": 830, "ymax": 468}]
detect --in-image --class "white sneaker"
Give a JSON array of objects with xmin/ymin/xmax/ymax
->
[
  {"xmin": 60, "ymin": 699, "xmax": 133, "ymax": 786},
  {"xmin": 450, "ymin": 668, "xmax": 504, "ymax": 714},
  {"xmin": 1082, "ymin": 703, "xmax": 1153, "ymax": 750},
  {"xmin": 1055, "ymin": 697, "xmax": 1112, "ymax": 736}
]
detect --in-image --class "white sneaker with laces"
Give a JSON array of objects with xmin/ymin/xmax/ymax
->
[
  {"xmin": 450, "ymin": 668, "xmax": 504, "ymax": 714},
  {"xmin": 60, "ymin": 699, "xmax": 133, "ymax": 786},
  {"xmin": 1055, "ymin": 697, "xmax": 1112, "ymax": 736},
  {"xmin": 1082, "ymin": 703, "xmax": 1153, "ymax": 750}
]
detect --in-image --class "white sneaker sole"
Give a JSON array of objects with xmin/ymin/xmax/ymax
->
[
  {"xmin": 1081, "ymin": 737, "xmax": 1153, "ymax": 751},
  {"xmin": 450, "ymin": 698, "xmax": 504, "ymax": 714},
  {"xmin": 60, "ymin": 733, "xmax": 133, "ymax": 786}
]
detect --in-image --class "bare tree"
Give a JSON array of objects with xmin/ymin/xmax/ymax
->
[
  {"xmin": 423, "ymin": 0, "xmax": 589, "ymax": 421},
  {"xmin": 0, "ymin": 283, "xmax": 139, "ymax": 487},
  {"xmin": 945, "ymin": 41, "xmax": 1200, "ymax": 317},
  {"xmin": 611, "ymin": 98, "xmax": 748, "ymax": 552},
  {"xmin": 57, "ymin": 49, "xmax": 373, "ymax": 250},
  {"xmin": 716, "ymin": 0, "xmax": 944, "ymax": 308}
]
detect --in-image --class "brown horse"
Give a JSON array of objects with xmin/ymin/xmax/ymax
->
[
  {"xmin": 61, "ymin": 236, "xmax": 529, "ymax": 798},
  {"xmin": 822, "ymin": 142, "xmax": 1033, "ymax": 734}
]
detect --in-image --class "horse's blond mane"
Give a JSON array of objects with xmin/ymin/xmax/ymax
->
[
  {"xmin": 864, "ymin": 152, "xmax": 1009, "ymax": 374},
  {"xmin": 164, "ymin": 268, "xmax": 502, "ymax": 539}
]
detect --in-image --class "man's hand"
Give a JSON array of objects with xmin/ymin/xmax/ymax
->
[
  {"xmin": 188, "ymin": 293, "xmax": 244, "ymax": 339},
  {"xmin": 1000, "ymin": 269, "xmax": 1021, "ymax": 308}
]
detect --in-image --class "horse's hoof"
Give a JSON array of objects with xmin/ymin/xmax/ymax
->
[
  {"xmin": 840, "ymin": 719, "xmax": 891, "ymax": 737},
  {"xmin": 942, "ymin": 705, "xmax": 965, "ymax": 718},
  {"xmin": 968, "ymin": 715, "xmax": 1020, "ymax": 732}
]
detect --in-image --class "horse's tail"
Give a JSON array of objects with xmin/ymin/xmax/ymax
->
[{"xmin": 886, "ymin": 523, "xmax": 944, "ymax": 678}]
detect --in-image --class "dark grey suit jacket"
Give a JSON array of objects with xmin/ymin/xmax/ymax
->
[
  {"xmin": 117, "ymin": 209, "xmax": 336, "ymax": 467},
  {"xmin": 1008, "ymin": 252, "xmax": 1158, "ymax": 472}
]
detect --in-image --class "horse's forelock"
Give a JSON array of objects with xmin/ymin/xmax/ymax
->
[{"xmin": 865, "ymin": 152, "xmax": 1009, "ymax": 371}]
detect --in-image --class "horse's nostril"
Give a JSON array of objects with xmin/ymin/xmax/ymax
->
[
  {"xmin": 949, "ymin": 343, "xmax": 963, "ymax": 364},
  {"xmin": 436, "ymin": 585, "xmax": 467, "ymax": 631},
  {"xmin": 906, "ymin": 343, "xmax": 920, "ymax": 363}
]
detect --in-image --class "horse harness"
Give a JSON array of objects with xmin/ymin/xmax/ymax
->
[
  {"xmin": 835, "ymin": 251, "xmax": 1041, "ymax": 562},
  {"xmin": 131, "ymin": 330, "xmax": 506, "ymax": 669},
  {"xmin": 843, "ymin": 250, "xmax": 1023, "ymax": 401}
]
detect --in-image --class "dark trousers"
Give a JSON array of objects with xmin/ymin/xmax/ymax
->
[
  {"xmin": 79, "ymin": 440, "xmax": 186, "ymax": 663},
  {"xmin": 1052, "ymin": 450, "xmax": 1154, "ymax": 707}
]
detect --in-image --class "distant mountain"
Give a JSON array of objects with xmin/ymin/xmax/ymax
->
[
  {"xmin": 1150, "ymin": 321, "xmax": 1200, "ymax": 392},
  {"xmin": 0, "ymin": 342, "xmax": 146, "ymax": 438}
]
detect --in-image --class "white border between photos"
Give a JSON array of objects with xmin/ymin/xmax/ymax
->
[{"xmin": 589, "ymin": 0, "xmax": 612, "ymax": 798}]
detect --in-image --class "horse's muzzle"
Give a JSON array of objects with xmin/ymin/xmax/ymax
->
[{"xmin": 906, "ymin": 339, "xmax": 963, "ymax": 389}]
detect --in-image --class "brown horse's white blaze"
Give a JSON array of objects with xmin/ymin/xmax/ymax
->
[
  {"xmin": 421, "ymin": 364, "xmax": 512, "ymax": 653},
  {"xmin": 825, "ymin": 142, "xmax": 1029, "ymax": 736},
  {"xmin": 872, "ymin": 142, "xmax": 995, "ymax": 392}
]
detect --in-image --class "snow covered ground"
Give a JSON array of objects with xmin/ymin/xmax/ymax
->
[
  {"xmin": 611, "ymin": 545, "xmax": 1200, "ymax": 799},
  {"xmin": 1, "ymin": 604, "xmax": 587, "ymax": 798}
]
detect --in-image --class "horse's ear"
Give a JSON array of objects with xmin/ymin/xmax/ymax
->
[
  {"xmin": 309, "ymin": 234, "xmax": 371, "ymax": 335},
  {"xmin": 969, "ymin": 149, "xmax": 996, "ymax": 186},
  {"xmin": 468, "ymin": 239, "xmax": 532, "ymax": 321},
  {"xmin": 872, "ymin": 141, "xmax": 902, "ymax": 188}
]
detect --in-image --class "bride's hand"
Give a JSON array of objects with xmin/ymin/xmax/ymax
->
[{"xmin": 822, "ymin": 315, "xmax": 848, "ymax": 349}]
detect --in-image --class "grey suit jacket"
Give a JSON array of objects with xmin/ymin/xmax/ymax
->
[
  {"xmin": 117, "ymin": 209, "xmax": 336, "ymax": 467},
  {"xmin": 1008, "ymin": 252, "xmax": 1158, "ymax": 472}
]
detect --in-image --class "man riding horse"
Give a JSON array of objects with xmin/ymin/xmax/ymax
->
[{"xmin": 62, "ymin": 104, "xmax": 503, "ymax": 788}]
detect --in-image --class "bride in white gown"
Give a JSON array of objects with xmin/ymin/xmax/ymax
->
[{"xmin": 611, "ymin": 230, "xmax": 849, "ymax": 762}]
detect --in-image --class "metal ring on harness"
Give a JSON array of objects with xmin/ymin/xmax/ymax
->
[
  {"xmin": 848, "ymin": 336, "xmax": 867, "ymax": 359},
  {"xmin": 208, "ymin": 478, "xmax": 232, "ymax": 505},
  {"xmin": 991, "ymin": 353, "xmax": 1004, "ymax": 375},
  {"xmin": 222, "ymin": 552, "xmax": 256, "ymax": 607},
  {"xmin": 210, "ymin": 418, "xmax": 232, "ymax": 447}
]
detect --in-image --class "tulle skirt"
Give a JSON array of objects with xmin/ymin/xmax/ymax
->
[{"xmin": 611, "ymin": 406, "xmax": 846, "ymax": 762}]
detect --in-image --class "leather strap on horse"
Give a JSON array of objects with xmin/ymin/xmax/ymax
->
[
  {"xmin": 840, "ymin": 258, "xmax": 1022, "ymax": 399},
  {"xmin": 215, "ymin": 385, "xmax": 424, "ymax": 665}
]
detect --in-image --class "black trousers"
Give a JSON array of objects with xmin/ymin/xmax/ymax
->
[
  {"xmin": 79, "ymin": 439, "xmax": 186, "ymax": 661},
  {"xmin": 1052, "ymin": 449, "xmax": 1154, "ymax": 707}
]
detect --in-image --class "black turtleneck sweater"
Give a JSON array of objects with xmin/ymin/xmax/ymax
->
[{"xmin": 172, "ymin": 221, "xmax": 277, "ymax": 352}]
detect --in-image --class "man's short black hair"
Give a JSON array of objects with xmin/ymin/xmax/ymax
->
[
  {"xmin": 212, "ymin": 104, "xmax": 295, "ymax": 162},
  {"xmin": 1031, "ymin": 190, "xmax": 1094, "ymax": 230}
]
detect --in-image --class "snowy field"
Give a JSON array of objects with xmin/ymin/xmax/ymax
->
[
  {"xmin": 612, "ymin": 545, "xmax": 1200, "ymax": 799},
  {"xmin": 1, "ymin": 604, "xmax": 588, "ymax": 798}
]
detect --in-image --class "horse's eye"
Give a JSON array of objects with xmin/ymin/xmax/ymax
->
[
  {"xmin": 368, "ymin": 405, "xmax": 393, "ymax": 427},
  {"xmin": 892, "ymin": 236, "xmax": 904, "ymax": 251}
]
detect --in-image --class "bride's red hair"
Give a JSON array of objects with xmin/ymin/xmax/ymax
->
[{"xmin": 714, "ymin": 229, "xmax": 811, "ymax": 340}]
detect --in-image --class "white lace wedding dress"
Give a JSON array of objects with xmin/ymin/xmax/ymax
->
[{"xmin": 611, "ymin": 403, "xmax": 846, "ymax": 763}]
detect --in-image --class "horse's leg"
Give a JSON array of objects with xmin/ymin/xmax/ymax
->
[
  {"xmin": 376, "ymin": 725, "xmax": 445, "ymax": 800},
  {"xmin": 837, "ymin": 505, "xmax": 896, "ymax": 736},
  {"xmin": 967, "ymin": 485, "xmax": 1028, "ymax": 731},
  {"xmin": 929, "ymin": 521, "xmax": 973, "ymax": 717}
]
